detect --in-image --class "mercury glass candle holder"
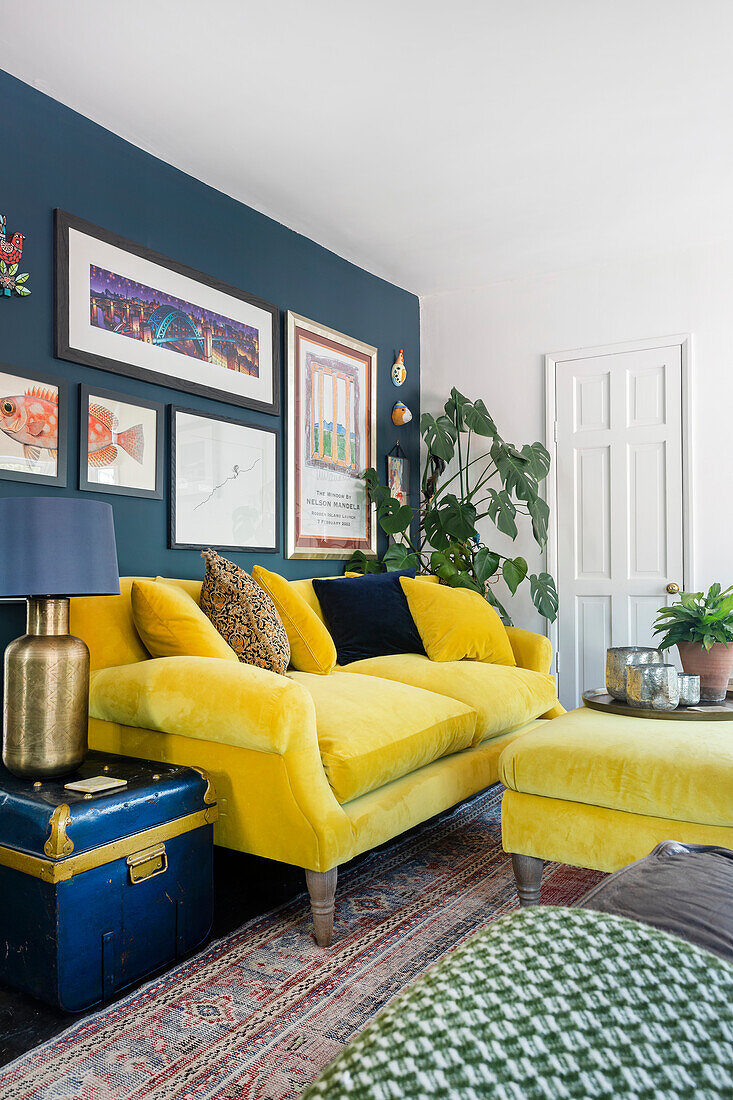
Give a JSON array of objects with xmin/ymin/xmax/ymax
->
[
  {"xmin": 626, "ymin": 664, "xmax": 680, "ymax": 711},
  {"xmin": 678, "ymin": 673, "xmax": 701, "ymax": 707},
  {"xmin": 606, "ymin": 647, "xmax": 664, "ymax": 701}
]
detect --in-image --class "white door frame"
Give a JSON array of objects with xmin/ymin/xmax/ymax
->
[{"xmin": 544, "ymin": 334, "xmax": 694, "ymax": 678}]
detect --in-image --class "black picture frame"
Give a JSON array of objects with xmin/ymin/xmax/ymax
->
[
  {"xmin": 78, "ymin": 383, "xmax": 165, "ymax": 500},
  {"xmin": 169, "ymin": 405, "xmax": 280, "ymax": 553},
  {"xmin": 0, "ymin": 362, "xmax": 68, "ymax": 488},
  {"xmin": 55, "ymin": 209, "xmax": 280, "ymax": 415}
]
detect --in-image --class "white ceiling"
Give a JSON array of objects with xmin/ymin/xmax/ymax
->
[{"xmin": 5, "ymin": 0, "xmax": 733, "ymax": 295}]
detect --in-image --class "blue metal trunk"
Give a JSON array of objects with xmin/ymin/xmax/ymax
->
[{"xmin": 0, "ymin": 751, "xmax": 216, "ymax": 1011}]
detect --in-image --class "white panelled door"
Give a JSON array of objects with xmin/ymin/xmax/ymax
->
[{"xmin": 555, "ymin": 344, "xmax": 685, "ymax": 708}]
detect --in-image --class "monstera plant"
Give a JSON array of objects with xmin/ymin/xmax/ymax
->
[{"xmin": 347, "ymin": 388, "xmax": 558, "ymax": 623}]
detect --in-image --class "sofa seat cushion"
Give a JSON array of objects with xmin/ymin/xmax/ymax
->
[
  {"xmin": 289, "ymin": 671, "xmax": 476, "ymax": 804},
  {"xmin": 499, "ymin": 706, "xmax": 733, "ymax": 828},
  {"xmin": 340, "ymin": 654, "xmax": 557, "ymax": 746}
]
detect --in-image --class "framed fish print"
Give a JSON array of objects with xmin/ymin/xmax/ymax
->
[
  {"xmin": 55, "ymin": 210, "xmax": 280, "ymax": 415},
  {"xmin": 287, "ymin": 312, "xmax": 377, "ymax": 559},
  {"xmin": 170, "ymin": 406, "xmax": 279, "ymax": 552},
  {"xmin": 79, "ymin": 384, "xmax": 164, "ymax": 500},
  {"xmin": 0, "ymin": 363, "xmax": 68, "ymax": 487}
]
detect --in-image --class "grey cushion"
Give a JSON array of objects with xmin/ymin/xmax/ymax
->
[{"xmin": 579, "ymin": 840, "xmax": 733, "ymax": 960}]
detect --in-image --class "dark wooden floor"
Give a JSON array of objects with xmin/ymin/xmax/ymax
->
[{"xmin": 0, "ymin": 849, "xmax": 305, "ymax": 1068}]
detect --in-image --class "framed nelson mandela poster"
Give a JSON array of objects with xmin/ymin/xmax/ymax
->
[
  {"xmin": 286, "ymin": 311, "xmax": 377, "ymax": 559},
  {"xmin": 79, "ymin": 384, "xmax": 164, "ymax": 500},
  {"xmin": 55, "ymin": 210, "xmax": 280, "ymax": 414},
  {"xmin": 170, "ymin": 406, "xmax": 279, "ymax": 552}
]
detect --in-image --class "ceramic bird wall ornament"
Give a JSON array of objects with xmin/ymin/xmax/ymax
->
[
  {"xmin": 0, "ymin": 213, "xmax": 31, "ymax": 298},
  {"xmin": 391, "ymin": 349, "xmax": 407, "ymax": 386},
  {"xmin": 392, "ymin": 400, "xmax": 412, "ymax": 426}
]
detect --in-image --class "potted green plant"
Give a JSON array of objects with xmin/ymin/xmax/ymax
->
[
  {"xmin": 653, "ymin": 583, "xmax": 733, "ymax": 702},
  {"xmin": 347, "ymin": 387, "xmax": 558, "ymax": 624}
]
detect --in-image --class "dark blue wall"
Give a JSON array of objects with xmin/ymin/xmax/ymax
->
[{"xmin": 0, "ymin": 69, "xmax": 420, "ymax": 661}]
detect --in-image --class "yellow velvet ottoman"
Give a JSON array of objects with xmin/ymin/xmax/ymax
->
[{"xmin": 499, "ymin": 705, "xmax": 733, "ymax": 903}]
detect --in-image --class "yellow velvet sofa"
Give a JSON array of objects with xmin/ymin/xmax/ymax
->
[{"xmin": 71, "ymin": 576, "xmax": 561, "ymax": 945}]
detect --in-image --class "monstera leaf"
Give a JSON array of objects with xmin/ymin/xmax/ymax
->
[
  {"xmin": 527, "ymin": 495, "xmax": 550, "ymax": 547},
  {"xmin": 474, "ymin": 548, "xmax": 500, "ymax": 585},
  {"xmin": 420, "ymin": 413, "xmax": 457, "ymax": 462},
  {"xmin": 383, "ymin": 542, "xmax": 419, "ymax": 572},
  {"xmin": 424, "ymin": 494, "xmax": 477, "ymax": 550},
  {"xmin": 520, "ymin": 442, "xmax": 551, "ymax": 481},
  {"xmin": 491, "ymin": 440, "xmax": 538, "ymax": 503},
  {"xmin": 430, "ymin": 550, "xmax": 460, "ymax": 582},
  {"xmin": 447, "ymin": 572, "xmax": 483, "ymax": 594},
  {"xmin": 529, "ymin": 573, "xmax": 559, "ymax": 620},
  {"xmin": 346, "ymin": 550, "xmax": 384, "ymax": 574},
  {"xmin": 444, "ymin": 388, "xmax": 496, "ymax": 437},
  {"xmin": 463, "ymin": 397, "xmax": 496, "ymax": 437},
  {"xmin": 378, "ymin": 499, "xmax": 414, "ymax": 536},
  {"xmin": 502, "ymin": 556, "xmax": 528, "ymax": 596},
  {"xmin": 485, "ymin": 489, "xmax": 517, "ymax": 539}
]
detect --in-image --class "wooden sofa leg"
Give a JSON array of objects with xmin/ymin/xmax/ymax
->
[
  {"xmin": 511, "ymin": 853, "xmax": 543, "ymax": 906},
  {"xmin": 306, "ymin": 867, "xmax": 338, "ymax": 947}
]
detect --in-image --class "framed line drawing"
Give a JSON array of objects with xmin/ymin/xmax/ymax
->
[
  {"xmin": 0, "ymin": 362, "xmax": 68, "ymax": 487},
  {"xmin": 79, "ymin": 384, "xmax": 164, "ymax": 500},
  {"xmin": 55, "ymin": 210, "xmax": 280, "ymax": 414},
  {"xmin": 287, "ymin": 311, "xmax": 377, "ymax": 559},
  {"xmin": 170, "ymin": 406, "xmax": 279, "ymax": 552}
]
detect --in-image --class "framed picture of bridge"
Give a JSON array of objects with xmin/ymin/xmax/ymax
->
[
  {"xmin": 55, "ymin": 210, "xmax": 280, "ymax": 414},
  {"xmin": 286, "ymin": 311, "xmax": 377, "ymax": 559}
]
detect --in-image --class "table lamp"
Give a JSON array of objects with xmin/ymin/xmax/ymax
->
[{"xmin": 0, "ymin": 497, "xmax": 120, "ymax": 778}]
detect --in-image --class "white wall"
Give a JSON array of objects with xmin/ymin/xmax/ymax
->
[{"xmin": 421, "ymin": 242, "xmax": 733, "ymax": 633}]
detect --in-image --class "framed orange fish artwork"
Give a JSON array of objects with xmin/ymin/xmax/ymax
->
[
  {"xmin": 79, "ymin": 384, "xmax": 164, "ymax": 500},
  {"xmin": 0, "ymin": 363, "xmax": 68, "ymax": 487}
]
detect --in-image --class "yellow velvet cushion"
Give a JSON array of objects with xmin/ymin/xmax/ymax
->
[
  {"xmin": 71, "ymin": 577, "xmax": 152, "ymax": 671},
  {"xmin": 290, "ymin": 670, "xmax": 476, "ymax": 803},
  {"xmin": 131, "ymin": 579, "xmax": 239, "ymax": 661},
  {"xmin": 341, "ymin": 653, "xmax": 556, "ymax": 746},
  {"xmin": 155, "ymin": 577, "xmax": 203, "ymax": 604},
  {"xmin": 399, "ymin": 578, "xmax": 516, "ymax": 665},
  {"xmin": 252, "ymin": 565, "xmax": 337, "ymax": 675}
]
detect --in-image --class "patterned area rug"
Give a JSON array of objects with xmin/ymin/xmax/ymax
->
[{"xmin": 1, "ymin": 785, "xmax": 603, "ymax": 1100}]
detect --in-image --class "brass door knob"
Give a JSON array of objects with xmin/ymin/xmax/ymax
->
[{"xmin": 666, "ymin": 582, "xmax": 680, "ymax": 594}]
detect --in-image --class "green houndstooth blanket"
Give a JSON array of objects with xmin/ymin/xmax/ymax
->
[{"xmin": 304, "ymin": 906, "xmax": 733, "ymax": 1099}]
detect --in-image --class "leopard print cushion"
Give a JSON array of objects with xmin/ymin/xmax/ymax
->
[{"xmin": 199, "ymin": 550, "xmax": 290, "ymax": 675}]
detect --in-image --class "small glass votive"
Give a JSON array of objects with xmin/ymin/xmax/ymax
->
[
  {"xmin": 626, "ymin": 664, "xmax": 680, "ymax": 711},
  {"xmin": 678, "ymin": 673, "xmax": 701, "ymax": 707}
]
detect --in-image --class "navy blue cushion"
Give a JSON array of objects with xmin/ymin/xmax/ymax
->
[{"xmin": 312, "ymin": 571, "xmax": 426, "ymax": 666}]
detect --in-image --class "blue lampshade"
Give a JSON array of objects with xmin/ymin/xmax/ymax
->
[{"xmin": 0, "ymin": 497, "xmax": 120, "ymax": 598}]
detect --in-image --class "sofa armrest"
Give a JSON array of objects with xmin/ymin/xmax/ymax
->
[
  {"xmin": 505, "ymin": 626, "xmax": 552, "ymax": 674},
  {"xmin": 505, "ymin": 627, "xmax": 565, "ymax": 718},
  {"xmin": 90, "ymin": 656, "xmax": 317, "ymax": 755}
]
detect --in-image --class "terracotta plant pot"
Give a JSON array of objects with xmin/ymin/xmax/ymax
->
[{"xmin": 676, "ymin": 641, "xmax": 733, "ymax": 703}]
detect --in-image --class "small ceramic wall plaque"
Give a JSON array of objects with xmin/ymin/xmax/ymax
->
[
  {"xmin": 391, "ymin": 349, "xmax": 407, "ymax": 386},
  {"xmin": 392, "ymin": 401, "xmax": 412, "ymax": 426},
  {"xmin": 0, "ymin": 213, "xmax": 31, "ymax": 297}
]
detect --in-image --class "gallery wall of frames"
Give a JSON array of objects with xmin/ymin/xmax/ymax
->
[{"xmin": 0, "ymin": 69, "xmax": 420, "ymax": 663}]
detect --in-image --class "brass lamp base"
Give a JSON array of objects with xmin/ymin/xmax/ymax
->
[{"xmin": 2, "ymin": 597, "xmax": 90, "ymax": 779}]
